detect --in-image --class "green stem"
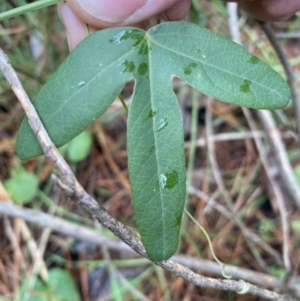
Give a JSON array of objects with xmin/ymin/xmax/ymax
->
[
  {"xmin": 0, "ymin": 0, "xmax": 61, "ymax": 21},
  {"xmin": 85, "ymin": 23, "xmax": 91, "ymax": 36},
  {"xmin": 184, "ymin": 208, "xmax": 232, "ymax": 280},
  {"xmin": 178, "ymin": 88, "xmax": 198, "ymax": 250},
  {"xmin": 186, "ymin": 88, "xmax": 198, "ymax": 189},
  {"xmin": 118, "ymin": 94, "xmax": 129, "ymax": 114},
  {"xmin": 192, "ymin": 0, "xmax": 201, "ymax": 12}
]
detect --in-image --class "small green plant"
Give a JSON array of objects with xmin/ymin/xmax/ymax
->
[
  {"xmin": 1, "ymin": 2, "xmax": 291, "ymax": 261},
  {"xmin": 291, "ymin": 219, "xmax": 300, "ymax": 234},
  {"xmin": 16, "ymin": 268, "xmax": 80, "ymax": 301},
  {"xmin": 4, "ymin": 166, "xmax": 39, "ymax": 204}
]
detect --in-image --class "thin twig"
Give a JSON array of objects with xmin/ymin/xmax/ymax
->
[
  {"xmin": 258, "ymin": 21, "xmax": 300, "ymax": 145},
  {"xmin": 205, "ymin": 97, "xmax": 270, "ymax": 271},
  {"xmin": 0, "ymin": 48, "xmax": 296, "ymax": 301},
  {"xmin": 227, "ymin": 3, "xmax": 241, "ymax": 44},
  {"xmin": 257, "ymin": 114, "xmax": 300, "ymax": 210},
  {"xmin": 3, "ymin": 217, "xmax": 25, "ymax": 292},
  {"xmin": 0, "ymin": 202, "xmax": 299, "ymax": 297},
  {"xmin": 22, "ymin": 227, "xmax": 51, "ymax": 301},
  {"xmin": 182, "ymin": 89, "xmax": 200, "ymax": 244},
  {"xmin": 184, "ymin": 130, "xmax": 293, "ymax": 149},
  {"xmin": 226, "ymin": 3, "xmax": 293, "ymax": 274},
  {"xmin": 243, "ymin": 108, "xmax": 292, "ymax": 273},
  {"xmin": 188, "ymin": 186, "xmax": 283, "ymax": 266},
  {"xmin": 19, "ymin": 220, "xmax": 48, "ymax": 282},
  {"xmin": 257, "ymin": 110, "xmax": 292, "ymax": 273},
  {"xmin": 275, "ymin": 32, "xmax": 300, "ymax": 39},
  {"xmin": 95, "ymin": 123, "xmax": 131, "ymax": 192}
]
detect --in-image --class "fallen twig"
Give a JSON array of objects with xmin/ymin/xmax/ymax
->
[
  {"xmin": 0, "ymin": 201, "xmax": 299, "ymax": 298},
  {"xmin": 0, "ymin": 47, "xmax": 296, "ymax": 301},
  {"xmin": 226, "ymin": 3, "xmax": 294, "ymax": 276},
  {"xmin": 259, "ymin": 22, "xmax": 300, "ymax": 145}
]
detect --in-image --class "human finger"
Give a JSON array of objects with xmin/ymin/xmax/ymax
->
[
  {"xmin": 163, "ymin": 0, "xmax": 191, "ymax": 21},
  {"xmin": 65, "ymin": 0, "xmax": 190, "ymax": 28},
  {"xmin": 59, "ymin": 3, "xmax": 97, "ymax": 50},
  {"xmin": 238, "ymin": 0, "xmax": 300, "ymax": 21}
]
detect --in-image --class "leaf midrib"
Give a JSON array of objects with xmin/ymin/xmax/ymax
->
[
  {"xmin": 147, "ymin": 40, "xmax": 167, "ymax": 259},
  {"xmin": 148, "ymin": 35, "xmax": 287, "ymax": 100}
]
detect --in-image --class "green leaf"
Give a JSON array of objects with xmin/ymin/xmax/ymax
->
[
  {"xmin": 16, "ymin": 269, "xmax": 80, "ymax": 301},
  {"xmin": 128, "ymin": 65, "xmax": 185, "ymax": 260},
  {"xmin": 294, "ymin": 165, "xmax": 300, "ymax": 187},
  {"xmin": 259, "ymin": 219, "xmax": 274, "ymax": 234},
  {"xmin": 67, "ymin": 130, "xmax": 92, "ymax": 162},
  {"xmin": 268, "ymin": 266, "xmax": 285, "ymax": 279},
  {"xmin": 4, "ymin": 168, "xmax": 38, "ymax": 204},
  {"xmin": 110, "ymin": 270, "xmax": 125, "ymax": 301},
  {"xmin": 16, "ymin": 22, "xmax": 291, "ymax": 260},
  {"xmin": 16, "ymin": 279, "xmax": 48, "ymax": 301},
  {"xmin": 291, "ymin": 220, "xmax": 300, "ymax": 234},
  {"xmin": 47, "ymin": 268, "xmax": 80, "ymax": 301}
]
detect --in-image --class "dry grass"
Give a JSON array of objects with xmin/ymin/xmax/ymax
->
[{"xmin": 1, "ymin": 0, "xmax": 300, "ymax": 300}]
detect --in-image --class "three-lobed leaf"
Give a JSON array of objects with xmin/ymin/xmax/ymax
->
[{"xmin": 16, "ymin": 22, "xmax": 291, "ymax": 261}]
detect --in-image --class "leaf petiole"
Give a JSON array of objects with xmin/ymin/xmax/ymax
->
[
  {"xmin": 85, "ymin": 23, "xmax": 91, "ymax": 36},
  {"xmin": 0, "ymin": 0, "xmax": 61, "ymax": 21},
  {"xmin": 118, "ymin": 94, "xmax": 129, "ymax": 114}
]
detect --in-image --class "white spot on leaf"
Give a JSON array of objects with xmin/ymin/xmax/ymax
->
[
  {"xmin": 159, "ymin": 174, "xmax": 167, "ymax": 189},
  {"xmin": 156, "ymin": 118, "xmax": 168, "ymax": 132}
]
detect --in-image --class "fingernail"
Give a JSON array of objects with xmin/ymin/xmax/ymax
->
[{"xmin": 75, "ymin": 0, "xmax": 145, "ymax": 23}]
